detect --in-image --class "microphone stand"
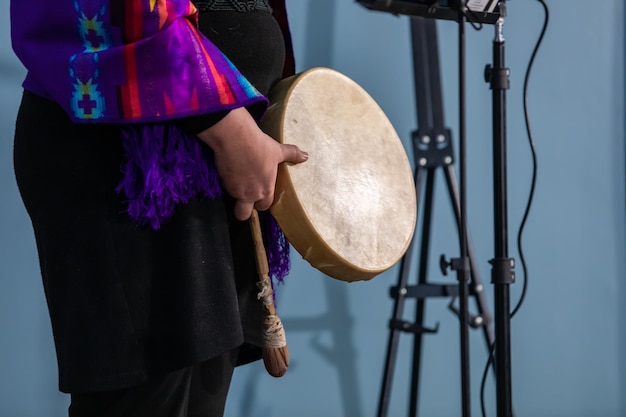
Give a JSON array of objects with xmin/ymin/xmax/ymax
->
[
  {"xmin": 455, "ymin": 4, "xmax": 472, "ymax": 417},
  {"xmin": 485, "ymin": 2, "xmax": 515, "ymax": 417}
]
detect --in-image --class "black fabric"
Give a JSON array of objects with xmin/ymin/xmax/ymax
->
[
  {"xmin": 196, "ymin": 10, "xmax": 286, "ymax": 100},
  {"xmin": 68, "ymin": 348, "xmax": 239, "ymax": 417},
  {"xmin": 193, "ymin": 0, "xmax": 272, "ymax": 12},
  {"xmin": 177, "ymin": 110, "xmax": 230, "ymax": 136},
  {"xmin": 176, "ymin": 10, "xmax": 286, "ymax": 135},
  {"xmin": 12, "ymin": 9, "xmax": 286, "ymax": 394},
  {"xmin": 14, "ymin": 92, "xmax": 262, "ymax": 393}
]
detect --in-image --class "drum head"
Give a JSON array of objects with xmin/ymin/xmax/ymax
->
[{"xmin": 262, "ymin": 67, "xmax": 416, "ymax": 282}]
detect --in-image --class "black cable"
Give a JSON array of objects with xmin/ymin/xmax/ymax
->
[
  {"xmin": 451, "ymin": 0, "xmax": 485, "ymax": 31},
  {"xmin": 479, "ymin": 1, "xmax": 550, "ymax": 417},
  {"xmin": 511, "ymin": 0, "xmax": 549, "ymax": 318},
  {"xmin": 463, "ymin": 7, "xmax": 485, "ymax": 31}
]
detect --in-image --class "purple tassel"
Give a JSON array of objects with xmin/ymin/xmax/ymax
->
[
  {"xmin": 116, "ymin": 124, "xmax": 221, "ymax": 229},
  {"xmin": 116, "ymin": 123, "xmax": 291, "ymax": 283},
  {"xmin": 261, "ymin": 210, "xmax": 291, "ymax": 284}
]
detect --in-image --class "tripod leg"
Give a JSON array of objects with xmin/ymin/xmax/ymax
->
[
  {"xmin": 377, "ymin": 166, "xmax": 427, "ymax": 417},
  {"xmin": 443, "ymin": 164, "xmax": 495, "ymax": 348},
  {"xmin": 408, "ymin": 167, "xmax": 437, "ymax": 417}
]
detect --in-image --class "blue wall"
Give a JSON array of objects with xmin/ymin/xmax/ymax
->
[{"xmin": 1, "ymin": 1, "xmax": 624, "ymax": 416}]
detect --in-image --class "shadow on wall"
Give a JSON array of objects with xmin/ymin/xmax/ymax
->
[{"xmin": 237, "ymin": 278, "xmax": 364, "ymax": 417}]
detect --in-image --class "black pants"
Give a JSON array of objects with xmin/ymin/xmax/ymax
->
[{"xmin": 68, "ymin": 348, "xmax": 239, "ymax": 417}]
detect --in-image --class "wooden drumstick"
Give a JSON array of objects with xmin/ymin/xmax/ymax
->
[{"xmin": 249, "ymin": 209, "xmax": 289, "ymax": 377}]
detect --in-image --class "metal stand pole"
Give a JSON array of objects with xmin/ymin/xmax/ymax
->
[
  {"xmin": 485, "ymin": 3, "xmax": 515, "ymax": 416},
  {"xmin": 456, "ymin": 6, "xmax": 472, "ymax": 417}
]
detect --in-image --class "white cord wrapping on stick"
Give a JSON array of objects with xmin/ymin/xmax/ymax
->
[
  {"xmin": 249, "ymin": 209, "xmax": 290, "ymax": 377},
  {"xmin": 257, "ymin": 280, "xmax": 287, "ymax": 349}
]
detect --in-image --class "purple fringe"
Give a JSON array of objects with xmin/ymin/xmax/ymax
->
[
  {"xmin": 260, "ymin": 210, "xmax": 291, "ymax": 285},
  {"xmin": 116, "ymin": 123, "xmax": 291, "ymax": 283},
  {"xmin": 116, "ymin": 124, "xmax": 221, "ymax": 228}
]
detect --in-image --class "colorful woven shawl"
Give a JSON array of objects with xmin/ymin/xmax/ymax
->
[
  {"xmin": 11, "ymin": 0, "xmax": 292, "ymax": 281},
  {"xmin": 11, "ymin": 0, "xmax": 267, "ymax": 122}
]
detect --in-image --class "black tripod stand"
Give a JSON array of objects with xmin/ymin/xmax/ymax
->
[
  {"xmin": 376, "ymin": 16, "xmax": 495, "ymax": 417},
  {"xmin": 356, "ymin": 0, "xmax": 517, "ymax": 415},
  {"xmin": 356, "ymin": 0, "xmax": 515, "ymax": 417}
]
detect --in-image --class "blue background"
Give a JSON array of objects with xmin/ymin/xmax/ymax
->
[{"xmin": 1, "ymin": 1, "xmax": 624, "ymax": 416}]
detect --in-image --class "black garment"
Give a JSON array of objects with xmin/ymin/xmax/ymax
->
[
  {"xmin": 13, "ymin": 9, "xmax": 285, "ymax": 394},
  {"xmin": 68, "ymin": 348, "xmax": 239, "ymax": 417},
  {"xmin": 177, "ymin": 9, "xmax": 286, "ymax": 134},
  {"xmin": 193, "ymin": 0, "xmax": 272, "ymax": 12}
]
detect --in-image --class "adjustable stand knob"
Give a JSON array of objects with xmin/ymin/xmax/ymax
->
[{"xmin": 439, "ymin": 254, "xmax": 452, "ymax": 276}]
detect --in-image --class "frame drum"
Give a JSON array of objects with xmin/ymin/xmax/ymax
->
[{"xmin": 261, "ymin": 67, "xmax": 416, "ymax": 282}]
